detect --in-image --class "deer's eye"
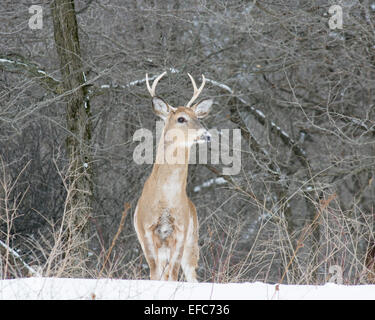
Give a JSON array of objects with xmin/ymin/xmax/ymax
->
[{"xmin": 177, "ymin": 117, "xmax": 186, "ymax": 123}]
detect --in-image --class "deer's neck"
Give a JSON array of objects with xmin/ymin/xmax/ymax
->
[{"xmin": 150, "ymin": 129, "xmax": 191, "ymax": 194}]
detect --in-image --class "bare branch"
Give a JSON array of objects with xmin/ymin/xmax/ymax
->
[{"xmin": 0, "ymin": 54, "xmax": 62, "ymax": 94}]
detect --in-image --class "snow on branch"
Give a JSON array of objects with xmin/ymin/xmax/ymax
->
[
  {"xmin": 193, "ymin": 177, "xmax": 227, "ymax": 193},
  {"xmin": 0, "ymin": 54, "xmax": 62, "ymax": 94},
  {"xmin": 0, "ymin": 240, "xmax": 40, "ymax": 277},
  {"xmin": 228, "ymin": 95, "xmax": 309, "ymax": 168}
]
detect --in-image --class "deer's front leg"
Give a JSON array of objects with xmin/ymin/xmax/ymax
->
[{"xmin": 134, "ymin": 209, "xmax": 159, "ymax": 280}]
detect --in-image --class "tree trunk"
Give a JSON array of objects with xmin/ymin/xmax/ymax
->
[{"xmin": 51, "ymin": 0, "xmax": 93, "ymax": 276}]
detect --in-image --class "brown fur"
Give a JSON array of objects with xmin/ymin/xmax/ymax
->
[
  {"xmin": 134, "ymin": 106, "xmax": 207, "ymax": 281},
  {"xmin": 135, "ymin": 73, "xmax": 212, "ymax": 282}
]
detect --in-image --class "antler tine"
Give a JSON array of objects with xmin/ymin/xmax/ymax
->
[
  {"xmin": 145, "ymin": 73, "xmax": 152, "ymax": 96},
  {"xmin": 186, "ymin": 73, "xmax": 206, "ymax": 108},
  {"xmin": 145, "ymin": 71, "xmax": 167, "ymax": 97}
]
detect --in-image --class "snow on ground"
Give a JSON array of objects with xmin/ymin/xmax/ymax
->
[{"xmin": 0, "ymin": 277, "xmax": 374, "ymax": 300}]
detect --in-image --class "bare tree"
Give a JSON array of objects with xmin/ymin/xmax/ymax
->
[
  {"xmin": 0, "ymin": 0, "xmax": 374, "ymax": 283},
  {"xmin": 50, "ymin": 0, "xmax": 93, "ymax": 275}
]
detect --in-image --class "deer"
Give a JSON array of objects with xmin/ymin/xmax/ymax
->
[{"xmin": 134, "ymin": 71, "xmax": 213, "ymax": 282}]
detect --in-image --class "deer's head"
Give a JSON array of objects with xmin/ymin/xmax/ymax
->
[{"xmin": 146, "ymin": 72, "xmax": 213, "ymax": 147}]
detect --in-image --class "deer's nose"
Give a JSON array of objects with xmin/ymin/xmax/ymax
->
[
  {"xmin": 194, "ymin": 129, "xmax": 211, "ymax": 144},
  {"xmin": 205, "ymin": 131, "xmax": 211, "ymax": 142},
  {"xmin": 200, "ymin": 130, "xmax": 211, "ymax": 142}
]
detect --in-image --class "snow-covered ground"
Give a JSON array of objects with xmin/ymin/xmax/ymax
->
[{"xmin": 0, "ymin": 277, "xmax": 374, "ymax": 300}]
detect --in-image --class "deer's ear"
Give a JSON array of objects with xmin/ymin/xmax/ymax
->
[
  {"xmin": 152, "ymin": 97, "xmax": 170, "ymax": 120},
  {"xmin": 192, "ymin": 98, "xmax": 213, "ymax": 119}
]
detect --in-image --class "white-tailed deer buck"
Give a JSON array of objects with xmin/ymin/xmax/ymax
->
[{"xmin": 134, "ymin": 72, "xmax": 213, "ymax": 282}]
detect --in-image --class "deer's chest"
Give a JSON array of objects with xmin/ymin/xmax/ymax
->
[{"xmin": 160, "ymin": 170, "xmax": 186, "ymax": 206}]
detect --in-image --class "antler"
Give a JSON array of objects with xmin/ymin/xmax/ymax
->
[
  {"xmin": 145, "ymin": 71, "xmax": 167, "ymax": 97},
  {"xmin": 186, "ymin": 73, "xmax": 206, "ymax": 108}
]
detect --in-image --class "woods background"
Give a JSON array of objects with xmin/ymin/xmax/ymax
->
[{"xmin": 1, "ymin": 0, "xmax": 375, "ymax": 284}]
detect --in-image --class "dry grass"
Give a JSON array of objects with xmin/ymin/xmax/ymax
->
[{"xmin": 1, "ymin": 159, "xmax": 374, "ymax": 285}]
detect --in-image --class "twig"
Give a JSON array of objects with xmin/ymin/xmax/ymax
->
[
  {"xmin": 275, "ymin": 193, "xmax": 337, "ymax": 292},
  {"xmin": 99, "ymin": 202, "xmax": 131, "ymax": 277}
]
